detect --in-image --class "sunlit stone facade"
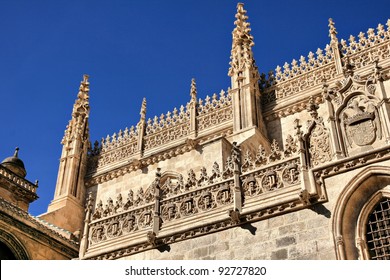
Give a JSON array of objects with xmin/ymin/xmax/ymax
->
[{"xmin": 1, "ymin": 3, "xmax": 390, "ymax": 260}]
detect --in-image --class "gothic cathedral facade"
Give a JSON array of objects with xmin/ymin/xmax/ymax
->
[{"xmin": 1, "ymin": 3, "xmax": 390, "ymax": 260}]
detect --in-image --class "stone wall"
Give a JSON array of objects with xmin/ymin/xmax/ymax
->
[{"xmin": 119, "ymin": 206, "xmax": 335, "ymax": 260}]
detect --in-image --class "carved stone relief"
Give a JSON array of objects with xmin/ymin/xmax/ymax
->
[{"xmin": 341, "ymin": 95, "xmax": 381, "ymax": 148}]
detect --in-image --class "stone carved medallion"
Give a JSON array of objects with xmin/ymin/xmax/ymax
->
[
  {"xmin": 138, "ymin": 211, "xmax": 153, "ymax": 228},
  {"xmin": 122, "ymin": 214, "xmax": 137, "ymax": 233},
  {"xmin": 162, "ymin": 203, "xmax": 179, "ymax": 221},
  {"xmin": 261, "ymin": 170, "xmax": 282, "ymax": 191},
  {"xmin": 198, "ymin": 192, "xmax": 216, "ymax": 211},
  {"xmin": 180, "ymin": 198, "xmax": 197, "ymax": 216},
  {"xmin": 90, "ymin": 225, "xmax": 105, "ymax": 244},
  {"xmin": 282, "ymin": 163, "xmax": 300, "ymax": 185},
  {"xmin": 106, "ymin": 218, "xmax": 121, "ymax": 238},
  {"xmin": 342, "ymin": 96, "xmax": 381, "ymax": 147},
  {"xmin": 216, "ymin": 184, "xmax": 233, "ymax": 204}
]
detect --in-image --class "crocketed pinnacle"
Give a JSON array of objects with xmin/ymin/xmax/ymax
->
[
  {"xmin": 72, "ymin": 74, "xmax": 90, "ymax": 119},
  {"xmin": 62, "ymin": 75, "xmax": 90, "ymax": 144},
  {"xmin": 190, "ymin": 78, "xmax": 197, "ymax": 102},
  {"xmin": 328, "ymin": 18, "xmax": 338, "ymax": 43},
  {"xmin": 228, "ymin": 3, "xmax": 256, "ymax": 77},
  {"xmin": 139, "ymin": 98, "xmax": 147, "ymax": 122}
]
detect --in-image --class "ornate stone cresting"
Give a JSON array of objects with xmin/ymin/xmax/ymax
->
[{"xmin": 261, "ymin": 18, "xmax": 390, "ymax": 122}]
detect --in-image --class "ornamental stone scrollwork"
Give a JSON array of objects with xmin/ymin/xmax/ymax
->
[
  {"xmin": 241, "ymin": 150, "xmax": 254, "ymax": 173},
  {"xmin": 134, "ymin": 188, "xmax": 145, "ymax": 206},
  {"xmin": 254, "ymin": 145, "xmax": 267, "ymax": 167},
  {"xmin": 222, "ymin": 156, "xmax": 235, "ymax": 179},
  {"xmin": 268, "ymin": 139, "xmax": 283, "ymax": 162},
  {"xmin": 306, "ymin": 98, "xmax": 332, "ymax": 167},
  {"xmin": 341, "ymin": 95, "xmax": 381, "ymax": 148},
  {"xmin": 198, "ymin": 167, "xmax": 209, "ymax": 187},
  {"xmin": 186, "ymin": 169, "xmax": 197, "ymax": 190},
  {"xmin": 198, "ymin": 191, "xmax": 217, "ymax": 211},
  {"xmin": 124, "ymin": 190, "xmax": 134, "ymax": 210},
  {"xmin": 161, "ymin": 177, "xmax": 182, "ymax": 198},
  {"xmin": 92, "ymin": 200, "xmax": 103, "ymax": 220},
  {"xmin": 208, "ymin": 162, "xmax": 222, "ymax": 184},
  {"xmin": 308, "ymin": 121, "xmax": 332, "ymax": 167},
  {"xmin": 114, "ymin": 194, "xmax": 124, "ymax": 213},
  {"xmin": 103, "ymin": 197, "xmax": 115, "ymax": 217},
  {"xmin": 284, "ymin": 135, "xmax": 298, "ymax": 158}
]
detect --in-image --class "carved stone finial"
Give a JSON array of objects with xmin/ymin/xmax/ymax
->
[
  {"xmin": 34, "ymin": 179, "xmax": 39, "ymax": 186},
  {"xmin": 13, "ymin": 147, "xmax": 19, "ymax": 158},
  {"xmin": 140, "ymin": 98, "xmax": 147, "ymax": 122},
  {"xmin": 328, "ymin": 18, "xmax": 338, "ymax": 42},
  {"xmin": 228, "ymin": 2, "xmax": 255, "ymax": 77},
  {"xmin": 190, "ymin": 78, "xmax": 197, "ymax": 102}
]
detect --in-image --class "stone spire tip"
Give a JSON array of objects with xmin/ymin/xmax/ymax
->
[{"xmin": 328, "ymin": 18, "xmax": 338, "ymax": 41}]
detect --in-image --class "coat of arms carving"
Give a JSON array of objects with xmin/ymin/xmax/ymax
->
[{"xmin": 342, "ymin": 96, "xmax": 381, "ymax": 147}]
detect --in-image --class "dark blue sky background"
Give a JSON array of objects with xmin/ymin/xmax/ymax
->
[{"xmin": 0, "ymin": 0, "xmax": 389, "ymax": 216}]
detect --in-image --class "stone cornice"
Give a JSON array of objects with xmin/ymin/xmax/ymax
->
[
  {"xmin": 0, "ymin": 165, "xmax": 38, "ymax": 203},
  {"xmin": 0, "ymin": 197, "xmax": 79, "ymax": 256}
]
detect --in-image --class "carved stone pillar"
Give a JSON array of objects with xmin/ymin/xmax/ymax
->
[
  {"xmin": 189, "ymin": 78, "xmax": 198, "ymax": 138},
  {"xmin": 152, "ymin": 168, "xmax": 162, "ymax": 234},
  {"xmin": 373, "ymin": 62, "xmax": 390, "ymax": 143},
  {"xmin": 323, "ymin": 84, "xmax": 345, "ymax": 159},
  {"xmin": 137, "ymin": 98, "xmax": 147, "ymax": 157},
  {"xmin": 231, "ymin": 142, "xmax": 242, "ymax": 213},
  {"xmin": 79, "ymin": 192, "xmax": 93, "ymax": 259}
]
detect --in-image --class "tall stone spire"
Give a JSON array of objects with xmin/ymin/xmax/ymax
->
[
  {"xmin": 228, "ymin": 3, "xmax": 268, "ymax": 141},
  {"xmin": 62, "ymin": 74, "xmax": 90, "ymax": 145},
  {"xmin": 42, "ymin": 75, "xmax": 91, "ymax": 234}
]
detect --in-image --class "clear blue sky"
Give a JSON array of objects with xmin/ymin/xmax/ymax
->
[{"xmin": 0, "ymin": 0, "xmax": 389, "ymax": 216}]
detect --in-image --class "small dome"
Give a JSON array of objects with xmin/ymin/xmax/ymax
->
[{"xmin": 1, "ymin": 148, "xmax": 27, "ymax": 178}]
